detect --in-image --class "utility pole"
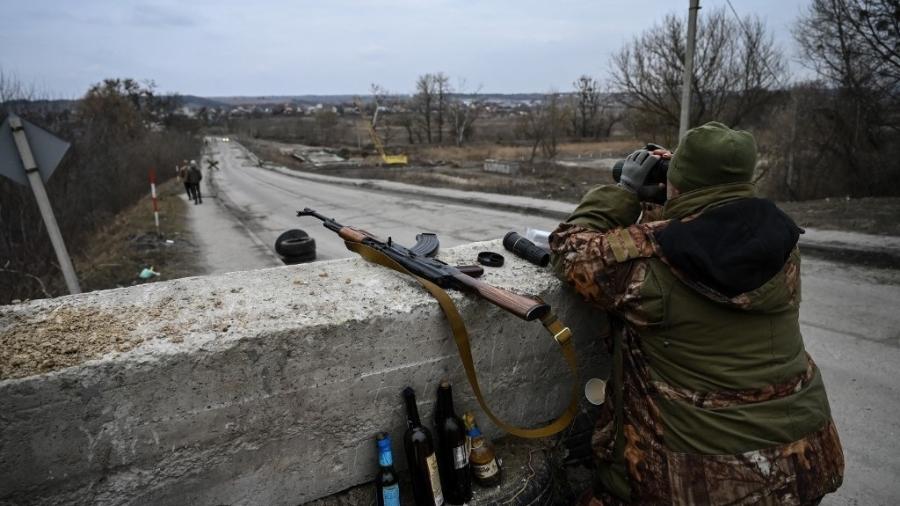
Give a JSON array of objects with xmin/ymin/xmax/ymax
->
[
  {"xmin": 678, "ymin": 0, "xmax": 701, "ymax": 141},
  {"xmin": 8, "ymin": 115, "xmax": 81, "ymax": 294}
]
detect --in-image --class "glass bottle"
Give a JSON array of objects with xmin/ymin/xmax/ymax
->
[
  {"xmin": 402, "ymin": 387, "xmax": 444, "ymax": 506},
  {"xmin": 463, "ymin": 411, "xmax": 502, "ymax": 487},
  {"xmin": 434, "ymin": 380, "xmax": 473, "ymax": 504},
  {"xmin": 374, "ymin": 432, "xmax": 400, "ymax": 506}
]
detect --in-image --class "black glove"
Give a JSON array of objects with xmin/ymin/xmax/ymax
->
[{"xmin": 618, "ymin": 149, "xmax": 666, "ymax": 203}]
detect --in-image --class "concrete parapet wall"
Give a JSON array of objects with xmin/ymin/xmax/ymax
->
[{"xmin": 0, "ymin": 240, "xmax": 608, "ymax": 505}]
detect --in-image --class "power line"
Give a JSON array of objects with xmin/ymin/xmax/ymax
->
[{"xmin": 723, "ymin": 0, "xmax": 791, "ymax": 89}]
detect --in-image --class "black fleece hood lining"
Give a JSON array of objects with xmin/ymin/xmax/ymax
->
[{"xmin": 653, "ymin": 198, "xmax": 803, "ymax": 298}]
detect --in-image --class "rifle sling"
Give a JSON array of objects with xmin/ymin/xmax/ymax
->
[{"xmin": 346, "ymin": 241, "xmax": 580, "ymax": 439}]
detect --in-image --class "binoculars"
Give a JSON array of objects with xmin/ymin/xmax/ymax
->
[{"xmin": 611, "ymin": 143, "xmax": 670, "ymax": 187}]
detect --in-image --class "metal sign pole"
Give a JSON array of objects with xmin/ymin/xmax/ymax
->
[
  {"xmin": 678, "ymin": 0, "xmax": 701, "ymax": 141},
  {"xmin": 149, "ymin": 168, "xmax": 160, "ymax": 237},
  {"xmin": 9, "ymin": 115, "xmax": 82, "ymax": 295}
]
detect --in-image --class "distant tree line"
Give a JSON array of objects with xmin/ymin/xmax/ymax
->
[
  {"xmin": 368, "ymin": 73, "xmax": 484, "ymax": 148},
  {"xmin": 0, "ymin": 75, "xmax": 199, "ymax": 303}
]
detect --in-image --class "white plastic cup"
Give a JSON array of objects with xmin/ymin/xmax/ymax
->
[
  {"xmin": 525, "ymin": 227, "xmax": 551, "ymax": 251},
  {"xmin": 584, "ymin": 378, "xmax": 607, "ymax": 405}
]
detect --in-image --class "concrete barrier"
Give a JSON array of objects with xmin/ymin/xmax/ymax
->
[
  {"xmin": 483, "ymin": 159, "xmax": 520, "ymax": 175},
  {"xmin": 0, "ymin": 240, "xmax": 608, "ymax": 505}
]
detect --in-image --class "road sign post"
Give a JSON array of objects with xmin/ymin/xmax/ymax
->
[
  {"xmin": 149, "ymin": 168, "xmax": 160, "ymax": 237},
  {"xmin": 4, "ymin": 114, "xmax": 81, "ymax": 295}
]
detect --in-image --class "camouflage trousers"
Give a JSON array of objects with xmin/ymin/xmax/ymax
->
[{"xmin": 582, "ymin": 328, "xmax": 844, "ymax": 505}]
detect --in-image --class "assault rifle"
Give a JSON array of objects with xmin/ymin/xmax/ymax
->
[
  {"xmin": 298, "ymin": 208, "xmax": 550, "ymax": 321},
  {"xmin": 299, "ymin": 208, "xmax": 578, "ymax": 439}
]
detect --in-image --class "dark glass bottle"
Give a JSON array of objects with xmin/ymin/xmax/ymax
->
[
  {"xmin": 434, "ymin": 380, "xmax": 473, "ymax": 505},
  {"xmin": 463, "ymin": 412, "xmax": 502, "ymax": 487},
  {"xmin": 402, "ymin": 387, "xmax": 445, "ymax": 506},
  {"xmin": 375, "ymin": 432, "xmax": 401, "ymax": 506}
]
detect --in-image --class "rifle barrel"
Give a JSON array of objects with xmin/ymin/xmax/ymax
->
[{"xmin": 299, "ymin": 208, "xmax": 343, "ymax": 232}]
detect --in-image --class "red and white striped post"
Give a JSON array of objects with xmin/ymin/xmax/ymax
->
[{"xmin": 149, "ymin": 168, "xmax": 160, "ymax": 237}]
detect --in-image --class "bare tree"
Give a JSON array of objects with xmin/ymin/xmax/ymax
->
[
  {"xmin": 314, "ymin": 108, "xmax": 338, "ymax": 145},
  {"xmin": 395, "ymin": 111, "xmax": 416, "ymax": 145},
  {"xmin": 796, "ymin": 0, "xmax": 899, "ymax": 130},
  {"xmin": 594, "ymin": 94, "xmax": 624, "ymax": 139},
  {"xmin": 572, "ymin": 75, "xmax": 600, "ymax": 138},
  {"xmin": 435, "ymin": 72, "xmax": 450, "ymax": 144},
  {"xmin": 413, "ymin": 74, "xmax": 436, "ymax": 143},
  {"xmin": 570, "ymin": 75, "xmax": 623, "ymax": 139},
  {"xmin": 610, "ymin": 7, "xmax": 785, "ymax": 139},
  {"xmin": 447, "ymin": 79, "xmax": 484, "ymax": 147},
  {"xmin": 364, "ymin": 83, "xmax": 397, "ymax": 147},
  {"xmin": 783, "ymin": 0, "xmax": 900, "ymax": 198},
  {"xmin": 516, "ymin": 92, "xmax": 570, "ymax": 162},
  {"xmin": 0, "ymin": 69, "xmax": 39, "ymax": 116},
  {"xmin": 846, "ymin": 0, "xmax": 900, "ymax": 95}
]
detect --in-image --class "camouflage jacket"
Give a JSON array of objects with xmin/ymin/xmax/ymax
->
[{"xmin": 550, "ymin": 183, "xmax": 844, "ymax": 505}]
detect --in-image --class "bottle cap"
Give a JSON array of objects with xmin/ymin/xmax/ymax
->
[
  {"xmin": 376, "ymin": 432, "xmax": 392, "ymax": 450},
  {"xmin": 462, "ymin": 411, "xmax": 475, "ymax": 429},
  {"xmin": 477, "ymin": 251, "xmax": 505, "ymax": 267}
]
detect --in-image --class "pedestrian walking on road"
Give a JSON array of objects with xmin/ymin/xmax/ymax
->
[
  {"xmin": 187, "ymin": 160, "xmax": 203, "ymax": 205},
  {"xmin": 178, "ymin": 160, "xmax": 191, "ymax": 199},
  {"xmin": 551, "ymin": 122, "xmax": 843, "ymax": 505}
]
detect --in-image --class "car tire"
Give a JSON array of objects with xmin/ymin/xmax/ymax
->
[
  {"xmin": 276, "ymin": 229, "xmax": 315, "ymax": 257},
  {"xmin": 276, "ymin": 229, "xmax": 309, "ymax": 247},
  {"xmin": 281, "ymin": 250, "xmax": 316, "ymax": 264}
]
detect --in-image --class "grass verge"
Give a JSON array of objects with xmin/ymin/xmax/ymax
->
[{"xmin": 73, "ymin": 179, "xmax": 204, "ymax": 292}]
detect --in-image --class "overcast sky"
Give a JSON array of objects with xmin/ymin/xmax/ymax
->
[{"xmin": 3, "ymin": 0, "xmax": 810, "ymax": 98}]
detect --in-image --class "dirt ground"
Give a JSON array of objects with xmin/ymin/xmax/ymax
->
[
  {"xmin": 246, "ymin": 138, "xmax": 621, "ymax": 203},
  {"xmin": 245, "ymin": 139, "xmax": 900, "ymax": 236},
  {"xmin": 777, "ymin": 197, "xmax": 900, "ymax": 236}
]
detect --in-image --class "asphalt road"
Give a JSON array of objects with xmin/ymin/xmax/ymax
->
[
  {"xmin": 194, "ymin": 139, "xmax": 899, "ymax": 505},
  {"xmin": 198, "ymin": 138, "xmax": 560, "ymax": 269},
  {"xmin": 801, "ymin": 259, "xmax": 900, "ymax": 505}
]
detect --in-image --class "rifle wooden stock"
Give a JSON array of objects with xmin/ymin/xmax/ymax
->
[
  {"xmin": 451, "ymin": 272, "xmax": 550, "ymax": 321},
  {"xmin": 338, "ymin": 227, "xmax": 369, "ymax": 243}
]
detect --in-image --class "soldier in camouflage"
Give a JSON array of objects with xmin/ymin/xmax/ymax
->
[{"xmin": 550, "ymin": 122, "xmax": 844, "ymax": 505}]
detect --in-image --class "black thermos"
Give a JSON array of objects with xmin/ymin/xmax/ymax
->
[{"xmin": 503, "ymin": 232, "xmax": 550, "ymax": 267}]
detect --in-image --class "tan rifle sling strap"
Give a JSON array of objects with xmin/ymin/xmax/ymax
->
[{"xmin": 347, "ymin": 241, "xmax": 580, "ymax": 439}]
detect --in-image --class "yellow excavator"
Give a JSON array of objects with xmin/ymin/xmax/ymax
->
[{"xmin": 355, "ymin": 98, "xmax": 407, "ymax": 166}]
